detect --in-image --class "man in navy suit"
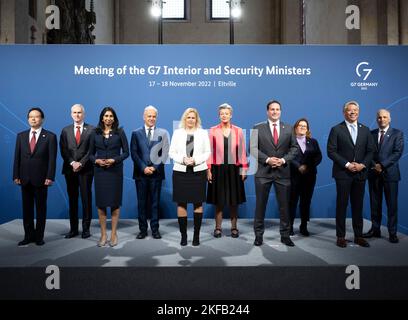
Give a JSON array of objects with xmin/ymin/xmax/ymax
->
[
  {"xmin": 327, "ymin": 101, "xmax": 375, "ymax": 248},
  {"xmin": 13, "ymin": 108, "xmax": 57, "ymax": 246},
  {"xmin": 131, "ymin": 106, "xmax": 169, "ymax": 239},
  {"xmin": 363, "ymin": 109, "xmax": 404, "ymax": 243}
]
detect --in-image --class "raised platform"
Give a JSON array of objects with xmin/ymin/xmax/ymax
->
[
  {"xmin": 0, "ymin": 219, "xmax": 407, "ymax": 267},
  {"xmin": 1, "ymin": 219, "xmax": 407, "ymax": 300}
]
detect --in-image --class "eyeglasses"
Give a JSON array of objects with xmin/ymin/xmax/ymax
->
[{"xmin": 297, "ymin": 125, "xmax": 308, "ymax": 128}]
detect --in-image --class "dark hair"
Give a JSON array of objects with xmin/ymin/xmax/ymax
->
[
  {"xmin": 266, "ymin": 100, "xmax": 281, "ymax": 110},
  {"xmin": 96, "ymin": 107, "xmax": 120, "ymax": 133},
  {"xmin": 27, "ymin": 107, "xmax": 44, "ymax": 119},
  {"xmin": 293, "ymin": 118, "xmax": 311, "ymax": 138}
]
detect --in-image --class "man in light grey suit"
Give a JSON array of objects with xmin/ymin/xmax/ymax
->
[
  {"xmin": 250, "ymin": 100, "xmax": 299, "ymax": 246},
  {"xmin": 60, "ymin": 104, "xmax": 94, "ymax": 239}
]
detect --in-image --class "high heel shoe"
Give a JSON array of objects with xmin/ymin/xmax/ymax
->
[
  {"xmin": 97, "ymin": 237, "xmax": 107, "ymax": 247},
  {"xmin": 109, "ymin": 235, "xmax": 118, "ymax": 247}
]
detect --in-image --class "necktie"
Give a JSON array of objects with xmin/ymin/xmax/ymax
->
[
  {"xmin": 379, "ymin": 130, "xmax": 385, "ymax": 146},
  {"xmin": 30, "ymin": 131, "xmax": 37, "ymax": 153},
  {"xmin": 273, "ymin": 124, "xmax": 278, "ymax": 145},
  {"xmin": 75, "ymin": 126, "xmax": 81, "ymax": 145},
  {"xmin": 350, "ymin": 124, "xmax": 357, "ymax": 145},
  {"xmin": 147, "ymin": 128, "xmax": 152, "ymax": 142}
]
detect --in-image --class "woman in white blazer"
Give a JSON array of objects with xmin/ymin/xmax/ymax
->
[{"xmin": 169, "ymin": 107, "xmax": 211, "ymax": 246}]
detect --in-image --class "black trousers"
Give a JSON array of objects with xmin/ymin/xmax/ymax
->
[
  {"xmin": 64, "ymin": 172, "xmax": 93, "ymax": 232},
  {"xmin": 21, "ymin": 183, "xmax": 48, "ymax": 241},
  {"xmin": 369, "ymin": 174, "xmax": 399, "ymax": 236},
  {"xmin": 254, "ymin": 177, "xmax": 291, "ymax": 237},
  {"xmin": 335, "ymin": 178, "xmax": 366, "ymax": 238},
  {"xmin": 290, "ymin": 173, "xmax": 317, "ymax": 226}
]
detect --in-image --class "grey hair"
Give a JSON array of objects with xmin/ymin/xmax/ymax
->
[
  {"xmin": 144, "ymin": 105, "xmax": 158, "ymax": 115},
  {"xmin": 71, "ymin": 104, "xmax": 85, "ymax": 113},
  {"xmin": 218, "ymin": 103, "xmax": 233, "ymax": 114},
  {"xmin": 343, "ymin": 100, "xmax": 359, "ymax": 112},
  {"xmin": 376, "ymin": 108, "xmax": 391, "ymax": 119}
]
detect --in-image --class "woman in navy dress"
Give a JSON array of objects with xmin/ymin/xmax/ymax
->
[
  {"xmin": 289, "ymin": 118, "xmax": 322, "ymax": 236},
  {"xmin": 90, "ymin": 107, "xmax": 129, "ymax": 247}
]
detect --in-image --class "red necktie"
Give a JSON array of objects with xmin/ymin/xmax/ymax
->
[
  {"xmin": 273, "ymin": 124, "xmax": 278, "ymax": 145},
  {"xmin": 30, "ymin": 131, "xmax": 37, "ymax": 153},
  {"xmin": 75, "ymin": 126, "xmax": 81, "ymax": 145}
]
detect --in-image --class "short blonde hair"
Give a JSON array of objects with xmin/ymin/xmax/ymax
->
[
  {"xmin": 179, "ymin": 107, "xmax": 202, "ymax": 129},
  {"xmin": 218, "ymin": 103, "xmax": 233, "ymax": 114}
]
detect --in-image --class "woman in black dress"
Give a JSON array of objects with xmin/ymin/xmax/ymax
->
[
  {"xmin": 289, "ymin": 118, "xmax": 322, "ymax": 236},
  {"xmin": 90, "ymin": 107, "xmax": 129, "ymax": 247},
  {"xmin": 207, "ymin": 103, "xmax": 248, "ymax": 238},
  {"xmin": 169, "ymin": 108, "xmax": 211, "ymax": 246}
]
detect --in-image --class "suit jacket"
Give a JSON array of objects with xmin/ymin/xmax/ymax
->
[
  {"xmin": 370, "ymin": 127, "xmax": 404, "ymax": 181},
  {"xmin": 89, "ymin": 128, "xmax": 129, "ymax": 170},
  {"xmin": 250, "ymin": 121, "xmax": 299, "ymax": 179},
  {"xmin": 327, "ymin": 121, "xmax": 375, "ymax": 180},
  {"xmin": 13, "ymin": 128, "xmax": 57, "ymax": 187},
  {"xmin": 290, "ymin": 137, "xmax": 322, "ymax": 176},
  {"xmin": 207, "ymin": 123, "xmax": 248, "ymax": 169},
  {"xmin": 60, "ymin": 123, "xmax": 94, "ymax": 175},
  {"xmin": 130, "ymin": 126, "xmax": 169, "ymax": 180},
  {"xmin": 169, "ymin": 128, "xmax": 211, "ymax": 172}
]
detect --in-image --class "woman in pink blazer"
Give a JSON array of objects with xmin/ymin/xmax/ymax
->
[{"xmin": 207, "ymin": 103, "xmax": 248, "ymax": 238}]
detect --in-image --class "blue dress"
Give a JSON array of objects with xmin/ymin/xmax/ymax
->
[{"xmin": 90, "ymin": 128, "xmax": 129, "ymax": 208}]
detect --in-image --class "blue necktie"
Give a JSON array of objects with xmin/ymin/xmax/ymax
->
[{"xmin": 350, "ymin": 124, "xmax": 357, "ymax": 145}]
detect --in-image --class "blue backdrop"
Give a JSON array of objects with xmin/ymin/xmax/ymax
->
[{"xmin": 0, "ymin": 45, "xmax": 407, "ymax": 234}]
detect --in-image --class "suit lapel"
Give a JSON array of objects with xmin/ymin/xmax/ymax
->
[
  {"xmin": 67, "ymin": 124, "xmax": 76, "ymax": 147},
  {"xmin": 276, "ymin": 122, "xmax": 287, "ymax": 149},
  {"xmin": 77, "ymin": 123, "xmax": 90, "ymax": 147},
  {"xmin": 24, "ymin": 130, "xmax": 31, "ymax": 155},
  {"xmin": 341, "ymin": 122, "xmax": 355, "ymax": 147},
  {"xmin": 355, "ymin": 123, "xmax": 364, "ymax": 147},
  {"xmin": 32, "ymin": 129, "xmax": 46, "ymax": 155},
  {"xmin": 139, "ymin": 127, "xmax": 150, "ymax": 148},
  {"xmin": 263, "ymin": 122, "xmax": 276, "ymax": 146}
]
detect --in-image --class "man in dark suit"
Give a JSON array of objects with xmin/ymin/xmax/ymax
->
[
  {"xmin": 327, "ymin": 101, "xmax": 375, "ymax": 248},
  {"xmin": 250, "ymin": 100, "xmax": 299, "ymax": 247},
  {"xmin": 13, "ymin": 107, "xmax": 57, "ymax": 246},
  {"xmin": 363, "ymin": 109, "xmax": 404, "ymax": 243},
  {"xmin": 131, "ymin": 106, "xmax": 169, "ymax": 239},
  {"xmin": 60, "ymin": 104, "xmax": 94, "ymax": 239}
]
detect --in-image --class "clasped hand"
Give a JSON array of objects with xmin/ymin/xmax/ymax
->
[
  {"xmin": 183, "ymin": 157, "xmax": 195, "ymax": 166},
  {"xmin": 347, "ymin": 162, "xmax": 365, "ymax": 172},
  {"xmin": 95, "ymin": 158, "xmax": 115, "ymax": 167},
  {"xmin": 267, "ymin": 157, "xmax": 283, "ymax": 168}
]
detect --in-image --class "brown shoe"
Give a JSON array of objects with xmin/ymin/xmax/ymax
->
[
  {"xmin": 354, "ymin": 237, "xmax": 370, "ymax": 247},
  {"xmin": 336, "ymin": 237, "xmax": 347, "ymax": 248}
]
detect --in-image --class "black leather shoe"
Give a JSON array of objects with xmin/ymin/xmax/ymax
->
[
  {"xmin": 281, "ymin": 237, "xmax": 295, "ymax": 247},
  {"xmin": 389, "ymin": 235, "xmax": 399, "ymax": 243},
  {"xmin": 299, "ymin": 225, "xmax": 310, "ymax": 237},
  {"xmin": 136, "ymin": 232, "xmax": 147, "ymax": 239},
  {"xmin": 362, "ymin": 228, "xmax": 381, "ymax": 238},
  {"xmin": 65, "ymin": 231, "xmax": 79, "ymax": 239},
  {"xmin": 36, "ymin": 239, "xmax": 45, "ymax": 246},
  {"xmin": 81, "ymin": 230, "xmax": 91, "ymax": 239},
  {"xmin": 152, "ymin": 231, "xmax": 162, "ymax": 239},
  {"xmin": 354, "ymin": 237, "xmax": 370, "ymax": 247},
  {"xmin": 18, "ymin": 238, "xmax": 32, "ymax": 246},
  {"xmin": 254, "ymin": 236, "xmax": 263, "ymax": 246},
  {"xmin": 336, "ymin": 237, "xmax": 347, "ymax": 248}
]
